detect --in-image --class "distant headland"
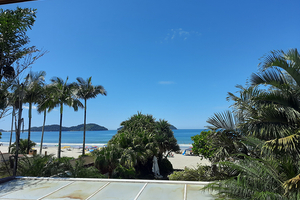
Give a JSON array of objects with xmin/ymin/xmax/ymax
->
[
  {"xmin": 1, "ymin": 124, "xmax": 176, "ymax": 132},
  {"xmin": 27, "ymin": 123, "xmax": 108, "ymax": 132},
  {"xmin": 169, "ymin": 125, "xmax": 177, "ymax": 130}
]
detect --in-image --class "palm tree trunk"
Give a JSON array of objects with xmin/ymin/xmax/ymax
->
[
  {"xmin": 40, "ymin": 110, "xmax": 46, "ymax": 155},
  {"xmin": 82, "ymin": 98, "xmax": 87, "ymax": 155},
  {"xmin": 13, "ymin": 84, "xmax": 24, "ymax": 176},
  {"xmin": 58, "ymin": 103, "xmax": 63, "ymax": 159},
  {"xmin": 13, "ymin": 107, "xmax": 22, "ymax": 176},
  {"xmin": 9, "ymin": 106, "xmax": 15, "ymax": 153},
  {"xmin": 27, "ymin": 102, "xmax": 32, "ymax": 154}
]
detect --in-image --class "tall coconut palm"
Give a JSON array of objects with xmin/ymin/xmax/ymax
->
[
  {"xmin": 48, "ymin": 77, "xmax": 83, "ymax": 159},
  {"xmin": 9, "ymin": 79, "xmax": 24, "ymax": 154},
  {"xmin": 75, "ymin": 77, "xmax": 106, "ymax": 155},
  {"xmin": 7, "ymin": 88, "xmax": 18, "ymax": 153},
  {"xmin": 37, "ymin": 84, "xmax": 55, "ymax": 155},
  {"xmin": 23, "ymin": 71, "xmax": 46, "ymax": 153}
]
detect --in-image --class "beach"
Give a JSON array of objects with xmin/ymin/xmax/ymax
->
[
  {"xmin": 0, "ymin": 144, "xmax": 210, "ymax": 170},
  {"xmin": 0, "ymin": 129, "xmax": 208, "ymax": 169}
]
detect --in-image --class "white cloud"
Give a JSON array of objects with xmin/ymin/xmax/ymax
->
[
  {"xmin": 23, "ymin": 105, "xmax": 37, "ymax": 110},
  {"xmin": 163, "ymin": 28, "xmax": 200, "ymax": 42},
  {"xmin": 158, "ymin": 81, "xmax": 175, "ymax": 85},
  {"xmin": 178, "ymin": 28, "xmax": 189, "ymax": 37}
]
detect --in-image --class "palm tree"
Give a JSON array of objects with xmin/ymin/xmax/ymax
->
[
  {"xmin": 156, "ymin": 119, "xmax": 180, "ymax": 158},
  {"xmin": 7, "ymin": 89, "xmax": 18, "ymax": 153},
  {"xmin": 205, "ymin": 110, "xmax": 251, "ymax": 167},
  {"xmin": 108, "ymin": 113, "xmax": 162, "ymax": 175},
  {"xmin": 0, "ymin": 79, "xmax": 18, "ymax": 153},
  {"xmin": 75, "ymin": 76, "xmax": 106, "ymax": 155},
  {"xmin": 23, "ymin": 71, "xmax": 46, "ymax": 153},
  {"xmin": 204, "ymin": 155, "xmax": 300, "ymax": 199},
  {"xmin": 245, "ymin": 49, "xmax": 300, "ymax": 152},
  {"xmin": 10, "ymin": 138, "xmax": 36, "ymax": 154},
  {"xmin": 93, "ymin": 145, "xmax": 122, "ymax": 178},
  {"xmin": 48, "ymin": 77, "xmax": 83, "ymax": 159},
  {"xmin": 37, "ymin": 84, "xmax": 56, "ymax": 155},
  {"xmin": 206, "ymin": 49, "xmax": 300, "ymax": 198}
]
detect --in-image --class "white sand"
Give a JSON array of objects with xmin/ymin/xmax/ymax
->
[
  {"xmin": 0, "ymin": 145, "xmax": 210, "ymax": 170},
  {"xmin": 168, "ymin": 153, "xmax": 211, "ymax": 169}
]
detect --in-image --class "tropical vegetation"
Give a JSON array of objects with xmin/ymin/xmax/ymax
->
[
  {"xmin": 10, "ymin": 139, "xmax": 36, "ymax": 154},
  {"xmin": 36, "ymin": 84, "xmax": 54, "ymax": 154},
  {"xmin": 75, "ymin": 76, "xmax": 106, "ymax": 155},
  {"xmin": 191, "ymin": 130, "xmax": 216, "ymax": 160},
  {"xmin": 171, "ymin": 48, "xmax": 300, "ymax": 199},
  {"xmin": 92, "ymin": 112, "xmax": 179, "ymax": 178},
  {"xmin": 12, "ymin": 154, "xmax": 105, "ymax": 178},
  {"xmin": 0, "ymin": 7, "xmax": 108, "ymax": 177},
  {"xmin": 23, "ymin": 71, "xmax": 46, "ymax": 153},
  {"xmin": 3, "ymin": 8, "xmax": 300, "ymax": 198}
]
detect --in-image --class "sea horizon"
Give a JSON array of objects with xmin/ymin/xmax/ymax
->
[{"xmin": 0, "ymin": 129, "xmax": 205, "ymax": 150}]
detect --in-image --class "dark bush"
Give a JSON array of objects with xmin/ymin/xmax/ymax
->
[
  {"xmin": 115, "ymin": 165, "xmax": 136, "ymax": 179},
  {"xmin": 159, "ymin": 158, "xmax": 173, "ymax": 176}
]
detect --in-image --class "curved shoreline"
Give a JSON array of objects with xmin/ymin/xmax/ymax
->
[{"xmin": 0, "ymin": 144, "xmax": 210, "ymax": 170}]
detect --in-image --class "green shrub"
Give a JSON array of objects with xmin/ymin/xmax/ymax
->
[
  {"xmin": 168, "ymin": 170, "xmax": 185, "ymax": 180},
  {"xmin": 17, "ymin": 154, "xmax": 69, "ymax": 177},
  {"xmin": 159, "ymin": 158, "xmax": 173, "ymax": 176},
  {"xmin": 10, "ymin": 139, "xmax": 36, "ymax": 154},
  {"xmin": 115, "ymin": 165, "xmax": 136, "ymax": 179},
  {"xmin": 78, "ymin": 153, "xmax": 92, "ymax": 158},
  {"xmin": 64, "ymin": 158, "xmax": 106, "ymax": 178},
  {"xmin": 168, "ymin": 165, "xmax": 213, "ymax": 181},
  {"xmin": 108, "ymin": 113, "xmax": 180, "ymax": 177},
  {"xmin": 191, "ymin": 130, "xmax": 216, "ymax": 160}
]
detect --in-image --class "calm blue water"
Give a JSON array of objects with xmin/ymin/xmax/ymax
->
[{"xmin": 0, "ymin": 129, "xmax": 205, "ymax": 148}]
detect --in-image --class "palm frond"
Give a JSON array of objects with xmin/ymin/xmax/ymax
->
[
  {"xmin": 206, "ymin": 110, "xmax": 237, "ymax": 131},
  {"xmin": 204, "ymin": 157, "xmax": 287, "ymax": 199},
  {"xmin": 283, "ymin": 174, "xmax": 300, "ymax": 196},
  {"xmin": 258, "ymin": 49, "xmax": 300, "ymax": 89},
  {"xmin": 251, "ymin": 68, "xmax": 288, "ymax": 87},
  {"xmin": 263, "ymin": 134, "xmax": 300, "ymax": 155}
]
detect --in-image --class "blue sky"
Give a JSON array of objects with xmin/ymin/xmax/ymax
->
[{"xmin": 1, "ymin": 0, "xmax": 300, "ymax": 130}]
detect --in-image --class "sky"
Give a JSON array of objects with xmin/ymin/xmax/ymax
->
[{"xmin": 1, "ymin": 0, "xmax": 300, "ymax": 130}]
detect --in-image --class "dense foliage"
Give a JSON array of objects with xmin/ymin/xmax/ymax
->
[
  {"xmin": 168, "ymin": 165, "xmax": 222, "ymax": 181},
  {"xmin": 0, "ymin": 7, "xmax": 43, "ymax": 122},
  {"xmin": 0, "ymin": 8, "xmax": 107, "ymax": 172},
  {"xmin": 93, "ymin": 112, "xmax": 179, "ymax": 178},
  {"xmin": 0, "ymin": 7, "xmax": 37, "ymax": 82},
  {"xmin": 191, "ymin": 130, "xmax": 216, "ymax": 160},
  {"xmin": 182, "ymin": 48, "xmax": 300, "ymax": 199},
  {"xmin": 15, "ymin": 155, "xmax": 105, "ymax": 178},
  {"xmin": 10, "ymin": 139, "xmax": 36, "ymax": 154}
]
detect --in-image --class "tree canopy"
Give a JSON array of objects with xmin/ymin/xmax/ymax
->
[
  {"xmin": 93, "ymin": 112, "xmax": 179, "ymax": 178},
  {"xmin": 187, "ymin": 48, "xmax": 300, "ymax": 199},
  {"xmin": 0, "ymin": 7, "xmax": 37, "ymax": 82}
]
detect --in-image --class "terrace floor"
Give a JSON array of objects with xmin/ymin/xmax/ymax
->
[{"xmin": 0, "ymin": 177, "xmax": 216, "ymax": 200}]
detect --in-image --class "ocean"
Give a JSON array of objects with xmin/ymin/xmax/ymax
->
[{"xmin": 0, "ymin": 129, "xmax": 205, "ymax": 150}]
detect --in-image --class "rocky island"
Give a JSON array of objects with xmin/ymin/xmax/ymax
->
[{"xmin": 28, "ymin": 123, "xmax": 108, "ymax": 132}]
